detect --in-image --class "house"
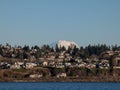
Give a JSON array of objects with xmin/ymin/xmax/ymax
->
[
  {"xmin": 29, "ymin": 74, "xmax": 43, "ymax": 78},
  {"xmin": 56, "ymin": 73, "xmax": 67, "ymax": 78},
  {"xmin": 29, "ymin": 55, "xmax": 36, "ymax": 61},
  {"xmin": 42, "ymin": 61, "xmax": 48, "ymax": 66},
  {"xmin": 64, "ymin": 62, "xmax": 71, "ymax": 67},
  {"xmin": 58, "ymin": 55, "xmax": 64, "ymax": 59},
  {"xmin": 49, "ymin": 55, "xmax": 55, "ymax": 60},
  {"xmin": 78, "ymin": 62, "xmax": 87, "ymax": 68},
  {"xmin": 58, "ymin": 52, "xmax": 65, "ymax": 59},
  {"xmin": 55, "ymin": 63, "xmax": 64, "ymax": 68},
  {"xmin": 87, "ymin": 64, "xmax": 96, "ymax": 69},
  {"xmin": 113, "ymin": 56, "xmax": 120, "ymax": 69},
  {"xmin": 75, "ymin": 58, "xmax": 82, "ymax": 63},
  {"xmin": 56, "ymin": 58, "xmax": 64, "ymax": 62},
  {"xmin": 106, "ymin": 51, "xmax": 114, "ymax": 56},
  {"xmin": 48, "ymin": 61, "xmax": 55, "ymax": 66},
  {"xmin": 1, "ymin": 62, "xmax": 11, "ymax": 69},
  {"xmin": 25, "ymin": 63, "xmax": 37, "ymax": 69},
  {"xmin": 97, "ymin": 59, "xmax": 109, "ymax": 69},
  {"xmin": 10, "ymin": 62, "xmax": 24, "ymax": 69}
]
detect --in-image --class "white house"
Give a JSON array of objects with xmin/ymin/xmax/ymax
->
[
  {"xmin": 56, "ymin": 73, "xmax": 67, "ymax": 78},
  {"xmin": 29, "ymin": 74, "xmax": 43, "ymax": 78},
  {"xmin": 42, "ymin": 61, "xmax": 48, "ymax": 66},
  {"xmin": 10, "ymin": 62, "xmax": 24, "ymax": 69},
  {"xmin": 25, "ymin": 63, "xmax": 37, "ymax": 69}
]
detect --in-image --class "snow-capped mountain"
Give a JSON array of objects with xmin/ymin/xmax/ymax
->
[{"xmin": 50, "ymin": 40, "xmax": 80, "ymax": 49}]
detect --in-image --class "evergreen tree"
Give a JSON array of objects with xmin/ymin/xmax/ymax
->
[
  {"xmin": 51, "ymin": 47, "xmax": 54, "ymax": 52},
  {"xmin": 55, "ymin": 44, "xmax": 60, "ymax": 52},
  {"xmin": 34, "ymin": 45, "xmax": 40, "ymax": 50},
  {"xmin": 0, "ymin": 46, "xmax": 3, "ymax": 56},
  {"xmin": 23, "ymin": 45, "xmax": 30, "ymax": 52},
  {"xmin": 61, "ymin": 46, "xmax": 66, "ymax": 52}
]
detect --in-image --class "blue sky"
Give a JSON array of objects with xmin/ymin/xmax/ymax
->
[{"xmin": 0, "ymin": 0, "xmax": 120, "ymax": 46}]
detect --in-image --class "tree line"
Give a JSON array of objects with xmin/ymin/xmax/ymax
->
[{"xmin": 0, "ymin": 43, "xmax": 119, "ymax": 60}]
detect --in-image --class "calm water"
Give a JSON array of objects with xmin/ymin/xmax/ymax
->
[{"xmin": 0, "ymin": 82, "xmax": 119, "ymax": 90}]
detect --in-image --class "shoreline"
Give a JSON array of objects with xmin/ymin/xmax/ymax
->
[{"xmin": 1, "ymin": 76, "xmax": 120, "ymax": 82}]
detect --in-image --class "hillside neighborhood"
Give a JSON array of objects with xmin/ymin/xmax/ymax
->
[{"xmin": 0, "ymin": 41, "xmax": 120, "ymax": 81}]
